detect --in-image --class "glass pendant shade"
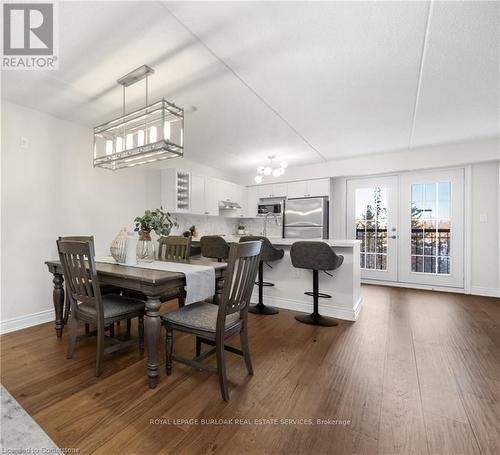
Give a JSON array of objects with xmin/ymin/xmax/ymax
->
[{"xmin": 93, "ymin": 98, "xmax": 184, "ymax": 170}]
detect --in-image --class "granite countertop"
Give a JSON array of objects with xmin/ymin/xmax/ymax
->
[{"xmin": 192, "ymin": 235, "xmax": 360, "ymax": 248}]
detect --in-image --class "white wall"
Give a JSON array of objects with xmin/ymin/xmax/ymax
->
[
  {"xmin": 470, "ymin": 162, "xmax": 499, "ymax": 294},
  {"xmin": 0, "ymin": 100, "xmax": 236, "ymax": 326}
]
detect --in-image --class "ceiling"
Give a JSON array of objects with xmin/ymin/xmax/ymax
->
[{"xmin": 2, "ymin": 1, "xmax": 498, "ymax": 175}]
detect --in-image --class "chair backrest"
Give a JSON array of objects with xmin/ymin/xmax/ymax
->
[
  {"xmin": 216, "ymin": 241, "xmax": 262, "ymax": 331},
  {"xmin": 239, "ymin": 235, "xmax": 284, "ymax": 262},
  {"xmin": 158, "ymin": 235, "xmax": 191, "ymax": 261},
  {"xmin": 56, "ymin": 238, "xmax": 104, "ymax": 323},
  {"xmin": 290, "ymin": 241, "xmax": 344, "ymax": 271},
  {"xmin": 200, "ymin": 235, "xmax": 230, "ymax": 261}
]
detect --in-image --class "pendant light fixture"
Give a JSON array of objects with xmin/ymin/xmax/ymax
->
[
  {"xmin": 254, "ymin": 155, "xmax": 288, "ymax": 183},
  {"xmin": 93, "ymin": 65, "xmax": 184, "ymax": 170}
]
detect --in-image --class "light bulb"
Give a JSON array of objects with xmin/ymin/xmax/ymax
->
[
  {"xmin": 257, "ymin": 166, "xmax": 265, "ymax": 175},
  {"xmin": 264, "ymin": 167, "xmax": 272, "ymax": 176},
  {"xmin": 280, "ymin": 161, "xmax": 288, "ymax": 169},
  {"xmin": 105, "ymin": 140, "xmax": 113, "ymax": 156},
  {"xmin": 126, "ymin": 134, "xmax": 133, "ymax": 149},
  {"xmin": 278, "ymin": 167, "xmax": 285, "ymax": 176},
  {"xmin": 164, "ymin": 122, "xmax": 171, "ymax": 140},
  {"xmin": 137, "ymin": 130, "xmax": 145, "ymax": 146},
  {"xmin": 149, "ymin": 126, "xmax": 157, "ymax": 142},
  {"xmin": 116, "ymin": 137, "xmax": 123, "ymax": 153},
  {"xmin": 273, "ymin": 168, "xmax": 281, "ymax": 177},
  {"xmin": 254, "ymin": 175, "xmax": 263, "ymax": 183}
]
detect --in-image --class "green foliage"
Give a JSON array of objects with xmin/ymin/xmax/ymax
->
[
  {"xmin": 238, "ymin": 224, "xmax": 245, "ymax": 230},
  {"xmin": 134, "ymin": 207, "xmax": 178, "ymax": 237}
]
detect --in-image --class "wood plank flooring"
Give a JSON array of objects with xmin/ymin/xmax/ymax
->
[{"xmin": 1, "ymin": 285, "xmax": 499, "ymax": 454}]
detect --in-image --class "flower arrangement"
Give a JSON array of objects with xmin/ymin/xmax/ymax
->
[{"xmin": 134, "ymin": 207, "xmax": 178, "ymax": 240}]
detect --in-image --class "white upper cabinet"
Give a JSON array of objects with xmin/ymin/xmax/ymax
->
[
  {"xmin": 161, "ymin": 168, "xmax": 191, "ymax": 213},
  {"xmin": 258, "ymin": 183, "xmax": 287, "ymax": 199},
  {"xmin": 190, "ymin": 173, "xmax": 205, "ymax": 215},
  {"xmin": 245, "ymin": 186, "xmax": 260, "ymax": 217},
  {"xmin": 287, "ymin": 178, "xmax": 330, "ymax": 198},
  {"xmin": 204, "ymin": 176, "xmax": 219, "ymax": 216}
]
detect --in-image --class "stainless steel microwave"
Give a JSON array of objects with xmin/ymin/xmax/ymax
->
[{"xmin": 257, "ymin": 200, "xmax": 283, "ymax": 216}]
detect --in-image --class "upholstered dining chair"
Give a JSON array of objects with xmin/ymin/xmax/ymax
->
[
  {"xmin": 57, "ymin": 238, "xmax": 145, "ymax": 376},
  {"xmin": 162, "ymin": 240, "xmax": 262, "ymax": 401}
]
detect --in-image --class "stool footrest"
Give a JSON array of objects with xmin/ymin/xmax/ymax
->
[{"xmin": 304, "ymin": 291, "xmax": 332, "ymax": 298}]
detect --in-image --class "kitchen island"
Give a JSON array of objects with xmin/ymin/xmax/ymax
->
[{"xmin": 192, "ymin": 236, "xmax": 362, "ymax": 321}]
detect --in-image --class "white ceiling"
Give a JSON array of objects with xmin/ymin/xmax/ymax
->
[{"xmin": 2, "ymin": 1, "xmax": 498, "ymax": 175}]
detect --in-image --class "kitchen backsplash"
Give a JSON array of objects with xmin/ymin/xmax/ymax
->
[{"xmin": 171, "ymin": 214, "xmax": 283, "ymax": 238}]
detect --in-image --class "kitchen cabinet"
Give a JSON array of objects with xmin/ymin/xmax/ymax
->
[
  {"xmin": 287, "ymin": 178, "xmax": 330, "ymax": 198},
  {"xmin": 190, "ymin": 173, "xmax": 205, "ymax": 215},
  {"xmin": 204, "ymin": 177, "xmax": 219, "ymax": 216},
  {"xmin": 258, "ymin": 183, "xmax": 287, "ymax": 199},
  {"xmin": 245, "ymin": 186, "xmax": 260, "ymax": 217}
]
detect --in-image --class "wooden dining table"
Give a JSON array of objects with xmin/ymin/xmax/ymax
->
[{"xmin": 45, "ymin": 258, "xmax": 226, "ymax": 388}]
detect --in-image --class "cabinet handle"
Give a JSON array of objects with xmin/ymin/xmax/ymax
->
[{"xmin": 204, "ymin": 211, "xmax": 209, "ymax": 214}]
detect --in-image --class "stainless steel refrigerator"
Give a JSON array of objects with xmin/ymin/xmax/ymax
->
[{"xmin": 283, "ymin": 197, "xmax": 329, "ymax": 239}]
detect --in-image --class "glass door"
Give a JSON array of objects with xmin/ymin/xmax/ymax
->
[
  {"xmin": 347, "ymin": 176, "xmax": 399, "ymax": 281},
  {"xmin": 399, "ymin": 169, "xmax": 464, "ymax": 288}
]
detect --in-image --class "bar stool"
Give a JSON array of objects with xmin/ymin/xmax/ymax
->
[
  {"xmin": 290, "ymin": 241, "xmax": 344, "ymax": 326},
  {"xmin": 239, "ymin": 236, "xmax": 284, "ymax": 315},
  {"xmin": 200, "ymin": 235, "xmax": 230, "ymax": 262}
]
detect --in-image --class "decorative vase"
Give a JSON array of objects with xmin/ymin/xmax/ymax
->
[
  {"xmin": 238, "ymin": 229, "xmax": 245, "ymax": 235},
  {"xmin": 110, "ymin": 228, "xmax": 128, "ymax": 263},
  {"xmin": 137, "ymin": 232, "xmax": 155, "ymax": 263}
]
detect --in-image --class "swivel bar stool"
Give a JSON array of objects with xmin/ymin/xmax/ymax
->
[
  {"xmin": 290, "ymin": 241, "xmax": 343, "ymax": 326},
  {"xmin": 239, "ymin": 236, "xmax": 284, "ymax": 315}
]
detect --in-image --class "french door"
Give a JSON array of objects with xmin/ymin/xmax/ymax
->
[
  {"xmin": 347, "ymin": 177, "xmax": 399, "ymax": 281},
  {"xmin": 347, "ymin": 169, "xmax": 464, "ymax": 289},
  {"xmin": 399, "ymin": 169, "xmax": 464, "ymax": 288}
]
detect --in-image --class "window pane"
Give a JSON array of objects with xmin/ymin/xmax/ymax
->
[{"xmin": 411, "ymin": 182, "xmax": 452, "ymax": 276}]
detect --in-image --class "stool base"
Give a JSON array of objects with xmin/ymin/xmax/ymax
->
[
  {"xmin": 295, "ymin": 313, "xmax": 338, "ymax": 326},
  {"xmin": 248, "ymin": 303, "xmax": 279, "ymax": 315}
]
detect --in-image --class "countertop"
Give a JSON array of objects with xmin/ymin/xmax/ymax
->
[{"xmin": 191, "ymin": 235, "xmax": 360, "ymax": 248}]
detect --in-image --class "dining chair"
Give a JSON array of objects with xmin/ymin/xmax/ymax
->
[
  {"xmin": 59, "ymin": 236, "xmax": 122, "ymax": 335},
  {"xmin": 162, "ymin": 240, "xmax": 262, "ymax": 401},
  {"xmin": 57, "ymin": 238, "xmax": 145, "ymax": 376},
  {"xmin": 158, "ymin": 235, "xmax": 192, "ymax": 261}
]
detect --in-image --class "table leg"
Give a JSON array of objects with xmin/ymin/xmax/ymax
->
[
  {"xmin": 145, "ymin": 295, "xmax": 162, "ymax": 388},
  {"xmin": 52, "ymin": 273, "xmax": 65, "ymax": 338}
]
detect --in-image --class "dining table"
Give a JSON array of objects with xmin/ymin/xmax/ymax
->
[{"xmin": 45, "ymin": 258, "xmax": 226, "ymax": 388}]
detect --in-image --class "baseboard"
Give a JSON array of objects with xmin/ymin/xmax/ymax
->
[
  {"xmin": 470, "ymin": 287, "xmax": 500, "ymax": 298},
  {"xmin": 251, "ymin": 293, "xmax": 363, "ymax": 321},
  {"xmin": 0, "ymin": 309, "xmax": 54, "ymax": 335},
  {"xmin": 361, "ymin": 279, "xmax": 465, "ymax": 294}
]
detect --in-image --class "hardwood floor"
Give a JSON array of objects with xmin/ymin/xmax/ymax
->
[{"xmin": 1, "ymin": 285, "xmax": 499, "ymax": 454}]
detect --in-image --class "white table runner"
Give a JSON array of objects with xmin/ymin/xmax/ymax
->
[{"xmin": 96, "ymin": 256, "xmax": 215, "ymax": 305}]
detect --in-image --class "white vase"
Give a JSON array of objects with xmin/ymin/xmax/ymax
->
[
  {"xmin": 110, "ymin": 228, "xmax": 128, "ymax": 263},
  {"xmin": 125, "ymin": 232, "xmax": 138, "ymax": 265}
]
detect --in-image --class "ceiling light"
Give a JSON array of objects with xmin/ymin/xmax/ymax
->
[
  {"xmin": 254, "ymin": 155, "xmax": 288, "ymax": 183},
  {"xmin": 93, "ymin": 65, "xmax": 184, "ymax": 170}
]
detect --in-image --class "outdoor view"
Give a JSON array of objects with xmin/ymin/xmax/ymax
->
[
  {"xmin": 411, "ymin": 182, "xmax": 451, "ymax": 275},
  {"xmin": 355, "ymin": 187, "xmax": 388, "ymax": 271}
]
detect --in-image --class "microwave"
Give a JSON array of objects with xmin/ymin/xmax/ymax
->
[{"xmin": 257, "ymin": 200, "xmax": 283, "ymax": 216}]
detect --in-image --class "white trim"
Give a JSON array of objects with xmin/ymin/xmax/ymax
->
[
  {"xmin": 464, "ymin": 165, "xmax": 472, "ymax": 294},
  {"xmin": 251, "ymin": 293, "xmax": 363, "ymax": 321},
  {"xmin": 362, "ymin": 279, "xmax": 465, "ymax": 294},
  {"xmin": 470, "ymin": 286, "xmax": 500, "ymax": 298},
  {"xmin": 0, "ymin": 309, "xmax": 54, "ymax": 335}
]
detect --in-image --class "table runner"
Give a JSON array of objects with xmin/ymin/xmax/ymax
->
[{"xmin": 96, "ymin": 256, "xmax": 215, "ymax": 305}]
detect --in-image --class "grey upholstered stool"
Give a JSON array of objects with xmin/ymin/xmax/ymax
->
[
  {"xmin": 239, "ymin": 236, "xmax": 284, "ymax": 315},
  {"xmin": 290, "ymin": 241, "xmax": 344, "ymax": 326},
  {"xmin": 200, "ymin": 236, "xmax": 230, "ymax": 262}
]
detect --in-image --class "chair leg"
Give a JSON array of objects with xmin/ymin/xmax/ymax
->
[
  {"xmin": 96, "ymin": 325, "xmax": 105, "ymax": 377},
  {"xmin": 66, "ymin": 317, "xmax": 78, "ymax": 359},
  {"xmin": 109, "ymin": 323, "xmax": 115, "ymax": 338},
  {"xmin": 127, "ymin": 318, "xmax": 132, "ymax": 338},
  {"xmin": 138, "ymin": 316, "xmax": 144, "ymax": 355},
  {"xmin": 216, "ymin": 337, "xmax": 230, "ymax": 401},
  {"xmin": 178, "ymin": 289, "xmax": 186, "ymax": 308},
  {"xmin": 248, "ymin": 262, "xmax": 279, "ymax": 315},
  {"xmin": 166, "ymin": 327, "xmax": 173, "ymax": 375},
  {"xmin": 196, "ymin": 336, "xmax": 202, "ymax": 357},
  {"xmin": 85, "ymin": 323, "xmax": 90, "ymax": 336},
  {"xmin": 240, "ymin": 323, "xmax": 253, "ymax": 375}
]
